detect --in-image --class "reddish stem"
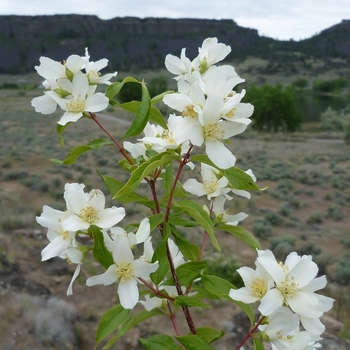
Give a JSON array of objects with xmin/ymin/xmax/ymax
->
[
  {"xmin": 89, "ymin": 113, "xmax": 134, "ymax": 165},
  {"xmin": 235, "ymin": 316, "xmax": 266, "ymax": 350}
]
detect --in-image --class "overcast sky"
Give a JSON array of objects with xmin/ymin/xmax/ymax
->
[{"xmin": 0, "ymin": 0, "xmax": 349, "ymax": 41}]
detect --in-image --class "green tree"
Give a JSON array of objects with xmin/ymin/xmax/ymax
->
[
  {"xmin": 245, "ymin": 84, "xmax": 302, "ymax": 132},
  {"xmin": 291, "ymin": 78, "xmax": 308, "ymax": 92}
]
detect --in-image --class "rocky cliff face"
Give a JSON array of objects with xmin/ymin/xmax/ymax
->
[{"xmin": 0, "ymin": 15, "xmax": 349, "ymax": 74}]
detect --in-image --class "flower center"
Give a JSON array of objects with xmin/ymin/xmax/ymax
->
[
  {"xmin": 182, "ymin": 105, "xmax": 198, "ymax": 118},
  {"xmin": 204, "ymin": 123, "xmax": 225, "ymax": 142},
  {"xmin": 162, "ymin": 130, "xmax": 176, "ymax": 144},
  {"xmin": 225, "ymin": 108, "xmax": 236, "ymax": 118},
  {"xmin": 203, "ymin": 179, "xmax": 219, "ymax": 194},
  {"xmin": 59, "ymin": 229, "xmax": 70, "ymax": 240},
  {"xmin": 66, "ymin": 96, "xmax": 85, "ymax": 112},
  {"xmin": 251, "ymin": 278, "xmax": 267, "ymax": 298},
  {"xmin": 80, "ymin": 205, "xmax": 99, "ymax": 223},
  {"xmin": 116, "ymin": 262, "xmax": 134, "ymax": 283},
  {"xmin": 88, "ymin": 70, "xmax": 101, "ymax": 80},
  {"xmin": 278, "ymin": 277, "xmax": 300, "ymax": 298}
]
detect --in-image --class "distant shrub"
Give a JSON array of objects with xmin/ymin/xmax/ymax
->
[
  {"xmin": 307, "ymin": 212, "xmax": 323, "ymax": 224},
  {"xmin": 278, "ymin": 202, "xmax": 293, "ymax": 217},
  {"xmin": 206, "ymin": 252, "xmax": 243, "ymax": 287},
  {"xmin": 326, "ymin": 203, "xmax": 344, "ymax": 220},
  {"xmin": 270, "ymin": 235, "xmax": 296, "ymax": 261},
  {"xmin": 320, "ymin": 106, "xmax": 344, "ymax": 132},
  {"xmin": 335, "ymin": 255, "xmax": 350, "ymax": 285},
  {"xmin": 297, "ymin": 242, "xmax": 321, "ymax": 257},
  {"xmin": 3, "ymin": 170, "xmax": 28, "ymax": 181},
  {"xmin": 313, "ymin": 78, "xmax": 347, "ymax": 93},
  {"xmin": 253, "ymin": 219, "xmax": 272, "ymax": 239},
  {"xmin": 264, "ymin": 211, "xmax": 284, "ymax": 226}
]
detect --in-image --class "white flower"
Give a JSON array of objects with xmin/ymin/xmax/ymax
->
[
  {"xmin": 261, "ymin": 307, "xmax": 313, "ymax": 350},
  {"xmin": 229, "ymin": 263, "xmax": 274, "ymax": 304},
  {"xmin": 84, "ymin": 48, "xmax": 117, "ymax": 85},
  {"xmin": 103, "ymin": 218, "xmax": 151, "ymax": 251},
  {"xmin": 59, "ymin": 247, "xmax": 84, "ymax": 295},
  {"xmin": 86, "ymin": 237, "xmax": 158, "ymax": 309},
  {"xmin": 257, "ymin": 250, "xmax": 327, "ymax": 318},
  {"xmin": 36, "ymin": 205, "xmax": 76, "ymax": 261},
  {"xmin": 197, "ymin": 37, "xmax": 231, "ymax": 70},
  {"xmin": 183, "ymin": 163, "xmax": 230, "ymax": 200},
  {"xmin": 164, "ymin": 48, "xmax": 194, "ymax": 80},
  {"xmin": 46, "ymin": 71, "xmax": 109, "ymax": 125},
  {"xmin": 212, "ymin": 195, "xmax": 248, "ymax": 225},
  {"xmin": 35, "ymin": 54, "xmax": 86, "ymax": 81},
  {"xmin": 62, "ymin": 183, "xmax": 125, "ymax": 231},
  {"xmin": 31, "ymin": 93, "xmax": 59, "ymax": 115}
]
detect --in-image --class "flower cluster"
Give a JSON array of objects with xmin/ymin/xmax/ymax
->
[
  {"xmin": 31, "ymin": 48, "xmax": 116, "ymax": 125},
  {"xmin": 124, "ymin": 38, "xmax": 253, "ymax": 170},
  {"xmin": 184, "ymin": 163, "xmax": 254, "ymax": 226},
  {"xmin": 229, "ymin": 249, "xmax": 334, "ymax": 349},
  {"xmin": 36, "ymin": 183, "xmax": 158, "ymax": 308}
]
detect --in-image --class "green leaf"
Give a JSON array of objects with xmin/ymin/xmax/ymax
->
[
  {"xmin": 189, "ymin": 154, "xmax": 260, "ymax": 191},
  {"xmin": 113, "ymin": 152, "xmax": 179, "ymax": 200},
  {"xmin": 103, "ymin": 309, "xmax": 164, "ymax": 349},
  {"xmin": 95, "ymin": 305, "xmax": 130, "ymax": 349},
  {"xmin": 216, "ymin": 225, "xmax": 261, "ymax": 250},
  {"xmin": 151, "ymin": 90, "xmax": 174, "ymax": 105},
  {"xmin": 105, "ymin": 77, "xmax": 140, "ymax": 100},
  {"xmin": 201, "ymin": 275, "xmax": 255, "ymax": 325},
  {"xmin": 254, "ymin": 337, "xmax": 265, "ymax": 350},
  {"xmin": 148, "ymin": 213, "xmax": 164, "ymax": 231},
  {"xmin": 163, "ymin": 163, "xmax": 174, "ymax": 194},
  {"xmin": 139, "ymin": 334, "xmax": 182, "ymax": 350},
  {"xmin": 168, "ymin": 213, "xmax": 199, "ymax": 228},
  {"xmin": 176, "ymin": 335, "xmax": 217, "ymax": 350},
  {"xmin": 196, "ymin": 327, "xmax": 224, "ymax": 344},
  {"xmin": 164, "ymin": 261, "xmax": 208, "ymax": 287},
  {"xmin": 89, "ymin": 225, "xmax": 114, "ymax": 269},
  {"xmin": 171, "ymin": 227, "xmax": 200, "ymax": 261},
  {"xmin": 150, "ymin": 224, "xmax": 171, "ymax": 285},
  {"xmin": 56, "ymin": 122, "xmax": 71, "ymax": 147},
  {"xmin": 96, "ymin": 170, "xmax": 152, "ymax": 206},
  {"xmin": 122, "ymin": 81, "xmax": 151, "ymax": 138},
  {"xmin": 174, "ymin": 295, "xmax": 211, "ymax": 308},
  {"xmin": 172, "ymin": 200, "xmax": 219, "ymax": 251},
  {"xmin": 51, "ymin": 139, "xmax": 113, "ymax": 165},
  {"xmin": 120, "ymin": 100, "xmax": 168, "ymax": 130}
]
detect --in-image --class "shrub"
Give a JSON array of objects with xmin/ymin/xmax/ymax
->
[
  {"xmin": 326, "ymin": 204, "xmax": 344, "ymax": 220},
  {"xmin": 206, "ymin": 252, "xmax": 243, "ymax": 287},
  {"xmin": 270, "ymin": 235, "xmax": 296, "ymax": 260},
  {"xmin": 320, "ymin": 106, "xmax": 344, "ymax": 132},
  {"xmin": 253, "ymin": 219, "xmax": 272, "ymax": 239},
  {"xmin": 335, "ymin": 255, "xmax": 350, "ymax": 285},
  {"xmin": 307, "ymin": 212, "xmax": 323, "ymax": 224},
  {"xmin": 297, "ymin": 242, "xmax": 321, "ymax": 257},
  {"xmin": 245, "ymin": 84, "xmax": 302, "ymax": 132},
  {"xmin": 264, "ymin": 211, "xmax": 284, "ymax": 226}
]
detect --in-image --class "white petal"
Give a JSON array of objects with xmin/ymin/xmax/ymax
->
[
  {"xmin": 133, "ymin": 259, "xmax": 159, "ymax": 277},
  {"xmin": 86, "ymin": 264, "xmax": 117, "ymax": 286},
  {"xmin": 118, "ymin": 279, "xmax": 139, "ymax": 309},
  {"xmin": 67, "ymin": 264, "xmax": 81, "ymax": 296},
  {"xmin": 31, "ymin": 94, "xmax": 57, "ymax": 114},
  {"xmin": 41, "ymin": 236, "xmax": 71, "ymax": 261},
  {"xmin": 57, "ymin": 111, "xmax": 83, "ymax": 125},
  {"xmin": 183, "ymin": 179, "xmax": 206, "ymax": 197},
  {"xmin": 259, "ymin": 288, "xmax": 284, "ymax": 316},
  {"xmin": 84, "ymin": 93, "xmax": 109, "ymax": 112},
  {"xmin": 62, "ymin": 215, "xmax": 90, "ymax": 231},
  {"xmin": 205, "ymin": 141, "xmax": 236, "ymax": 169},
  {"xmin": 135, "ymin": 218, "xmax": 150, "ymax": 244},
  {"xmin": 64, "ymin": 183, "xmax": 87, "ymax": 214},
  {"xmin": 287, "ymin": 291, "xmax": 323, "ymax": 318},
  {"xmin": 229, "ymin": 287, "xmax": 259, "ymax": 304},
  {"xmin": 95, "ymin": 207, "xmax": 126, "ymax": 229},
  {"xmin": 113, "ymin": 237, "xmax": 134, "ymax": 264}
]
